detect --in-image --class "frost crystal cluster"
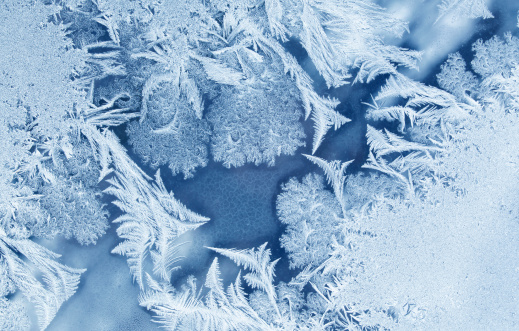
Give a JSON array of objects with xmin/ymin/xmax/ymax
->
[{"xmin": 1, "ymin": 0, "xmax": 518, "ymax": 330}]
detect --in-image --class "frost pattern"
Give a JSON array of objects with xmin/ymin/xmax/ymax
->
[
  {"xmin": 127, "ymin": 77, "xmax": 211, "ymax": 179},
  {"xmin": 276, "ymin": 174, "xmax": 342, "ymax": 269},
  {"xmin": 269, "ymin": 26, "xmax": 519, "ymax": 331},
  {"xmin": 206, "ymin": 58, "xmax": 306, "ymax": 168},
  {"xmin": 141, "ymin": 243, "xmax": 312, "ymax": 329},
  {"xmin": 0, "ymin": 298, "xmax": 30, "ymax": 330},
  {"xmin": 471, "ymin": 33, "xmax": 519, "ymax": 110},
  {"xmin": 0, "ymin": 1, "xmax": 106, "ymax": 328},
  {"xmin": 2, "ymin": 0, "xmax": 518, "ymax": 330},
  {"xmin": 107, "ymin": 167, "xmax": 209, "ymax": 288},
  {"xmin": 436, "ymin": 52, "xmax": 479, "ymax": 100},
  {"xmin": 437, "ymin": 0, "xmax": 493, "ymax": 22},
  {"xmin": 86, "ymin": 0, "xmax": 422, "ymax": 159},
  {"xmin": 0, "ymin": 232, "xmax": 85, "ymax": 330},
  {"xmin": 139, "ymin": 268, "xmax": 270, "ymax": 330}
]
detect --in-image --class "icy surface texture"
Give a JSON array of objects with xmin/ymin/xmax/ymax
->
[{"xmin": 1, "ymin": 0, "xmax": 519, "ymax": 330}]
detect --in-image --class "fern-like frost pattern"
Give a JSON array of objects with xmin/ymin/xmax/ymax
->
[{"xmin": 1, "ymin": 0, "xmax": 519, "ymax": 330}]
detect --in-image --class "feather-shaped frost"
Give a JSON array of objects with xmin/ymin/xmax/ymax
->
[
  {"xmin": 366, "ymin": 125, "xmax": 442, "ymax": 156},
  {"xmin": 365, "ymin": 99, "xmax": 418, "ymax": 132},
  {"xmin": 0, "ymin": 233, "xmax": 84, "ymax": 330},
  {"xmin": 207, "ymin": 243, "xmax": 281, "ymax": 319},
  {"xmin": 139, "ymin": 265, "xmax": 271, "ymax": 330},
  {"xmin": 107, "ymin": 169, "xmax": 209, "ymax": 288},
  {"xmin": 303, "ymin": 154, "xmax": 353, "ymax": 215},
  {"xmin": 436, "ymin": 0, "xmax": 493, "ymax": 23},
  {"xmin": 194, "ymin": 56, "xmax": 245, "ymax": 86}
]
